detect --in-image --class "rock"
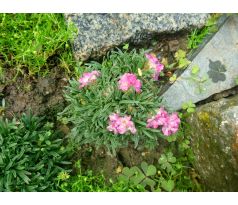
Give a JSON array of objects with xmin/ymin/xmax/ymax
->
[
  {"xmin": 161, "ymin": 15, "xmax": 238, "ymax": 111},
  {"xmin": 65, "ymin": 13, "xmax": 209, "ymax": 61},
  {"xmin": 187, "ymin": 94, "xmax": 238, "ymax": 191}
]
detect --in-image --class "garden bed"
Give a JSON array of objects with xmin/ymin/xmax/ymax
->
[{"xmin": 0, "ymin": 13, "xmax": 211, "ymax": 192}]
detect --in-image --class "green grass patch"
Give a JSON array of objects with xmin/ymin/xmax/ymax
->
[{"xmin": 0, "ymin": 14, "xmax": 77, "ymax": 79}]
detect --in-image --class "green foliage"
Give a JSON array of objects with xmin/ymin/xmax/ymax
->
[
  {"xmin": 122, "ymin": 43, "xmax": 129, "ymax": 50},
  {"xmin": 160, "ymin": 179, "xmax": 175, "ymax": 192},
  {"xmin": 174, "ymin": 49, "xmax": 191, "ymax": 69},
  {"xmin": 0, "ymin": 13, "xmax": 77, "ymax": 78},
  {"xmin": 188, "ymin": 14, "xmax": 220, "ymax": 49},
  {"xmin": 159, "ymin": 152, "xmax": 177, "ymax": 174},
  {"xmin": 181, "ymin": 64, "xmax": 208, "ymax": 94},
  {"xmin": 59, "ymin": 48, "xmax": 165, "ymax": 155},
  {"xmin": 0, "ymin": 113, "xmax": 72, "ymax": 191},
  {"xmin": 154, "ymin": 123, "xmax": 202, "ymax": 192},
  {"xmin": 169, "ymin": 74, "xmax": 177, "ymax": 83},
  {"xmin": 175, "ymin": 49, "xmax": 186, "ymax": 59},
  {"xmin": 182, "ymin": 101, "xmax": 196, "ymax": 113},
  {"xmin": 191, "ymin": 65, "xmax": 200, "ymax": 75},
  {"xmin": 173, "ymin": 123, "xmax": 198, "ymax": 186},
  {"xmin": 118, "ymin": 162, "xmax": 157, "ymax": 191},
  {"xmin": 56, "ymin": 160, "xmax": 146, "ymax": 192},
  {"xmin": 117, "ymin": 121, "xmax": 203, "ymax": 192},
  {"xmin": 56, "ymin": 120, "xmax": 203, "ymax": 192},
  {"xmin": 57, "ymin": 171, "xmax": 108, "ymax": 192},
  {"xmin": 187, "ymin": 28, "xmax": 209, "ymax": 50}
]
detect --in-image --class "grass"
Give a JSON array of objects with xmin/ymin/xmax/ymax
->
[
  {"xmin": 56, "ymin": 161, "xmax": 146, "ymax": 192},
  {"xmin": 0, "ymin": 14, "xmax": 78, "ymax": 81},
  {"xmin": 187, "ymin": 14, "xmax": 221, "ymax": 50}
]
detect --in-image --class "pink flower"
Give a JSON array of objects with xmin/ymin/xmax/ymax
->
[
  {"xmin": 118, "ymin": 73, "xmax": 142, "ymax": 93},
  {"xmin": 156, "ymin": 107, "xmax": 169, "ymax": 126},
  {"xmin": 145, "ymin": 53, "xmax": 164, "ymax": 80},
  {"xmin": 107, "ymin": 113, "xmax": 137, "ymax": 135},
  {"xmin": 146, "ymin": 108, "xmax": 168, "ymax": 129},
  {"xmin": 146, "ymin": 116, "xmax": 160, "ymax": 129},
  {"xmin": 161, "ymin": 113, "xmax": 180, "ymax": 136},
  {"xmin": 146, "ymin": 108, "xmax": 180, "ymax": 136},
  {"xmin": 78, "ymin": 70, "xmax": 101, "ymax": 88},
  {"xmin": 109, "ymin": 113, "xmax": 120, "ymax": 122}
]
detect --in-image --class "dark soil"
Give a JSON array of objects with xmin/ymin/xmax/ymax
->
[
  {"xmin": 147, "ymin": 32, "xmax": 189, "ymax": 86},
  {"xmin": 0, "ymin": 66, "xmax": 68, "ymax": 121},
  {"xmin": 151, "ymin": 32, "xmax": 189, "ymax": 61},
  {"xmin": 72, "ymin": 140, "xmax": 169, "ymax": 180}
]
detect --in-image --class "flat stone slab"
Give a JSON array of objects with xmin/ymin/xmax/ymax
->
[
  {"xmin": 65, "ymin": 13, "xmax": 209, "ymax": 61},
  {"xmin": 161, "ymin": 15, "xmax": 238, "ymax": 111}
]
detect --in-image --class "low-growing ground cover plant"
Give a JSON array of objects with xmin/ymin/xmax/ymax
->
[
  {"xmin": 0, "ymin": 13, "xmax": 77, "ymax": 79},
  {"xmin": 56, "ymin": 160, "xmax": 146, "ymax": 192},
  {"xmin": 58, "ymin": 48, "xmax": 181, "ymax": 155},
  {"xmin": 56, "ymin": 119, "xmax": 203, "ymax": 192},
  {"xmin": 0, "ymin": 113, "xmax": 72, "ymax": 191},
  {"xmin": 117, "ymin": 119, "xmax": 202, "ymax": 192}
]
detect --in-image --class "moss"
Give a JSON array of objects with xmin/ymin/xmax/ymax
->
[{"xmin": 197, "ymin": 111, "xmax": 211, "ymax": 127}]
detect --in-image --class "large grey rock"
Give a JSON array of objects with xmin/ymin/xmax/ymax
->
[
  {"xmin": 161, "ymin": 15, "xmax": 238, "ymax": 111},
  {"xmin": 187, "ymin": 94, "xmax": 238, "ymax": 191},
  {"xmin": 65, "ymin": 13, "xmax": 209, "ymax": 61}
]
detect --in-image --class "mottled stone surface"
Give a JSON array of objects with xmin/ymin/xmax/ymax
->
[
  {"xmin": 161, "ymin": 15, "xmax": 238, "ymax": 111},
  {"xmin": 65, "ymin": 13, "xmax": 209, "ymax": 61},
  {"xmin": 187, "ymin": 94, "xmax": 238, "ymax": 191}
]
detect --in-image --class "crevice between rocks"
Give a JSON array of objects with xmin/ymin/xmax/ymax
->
[{"xmin": 196, "ymin": 86, "xmax": 238, "ymax": 107}]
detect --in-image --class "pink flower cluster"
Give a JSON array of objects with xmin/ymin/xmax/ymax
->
[
  {"xmin": 146, "ymin": 108, "xmax": 180, "ymax": 136},
  {"xmin": 145, "ymin": 53, "xmax": 164, "ymax": 80},
  {"xmin": 118, "ymin": 73, "xmax": 142, "ymax": 93},
  {"xmin": 107, "ymin": 113, "xmax": 137, "ymax": 135},
  {"xmin": 78, "ymin": 70, "xmax": 101, "ymax": 88}
]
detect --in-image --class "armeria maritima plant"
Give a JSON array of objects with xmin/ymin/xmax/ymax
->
[{"xmin": 59, "ymin": 48, "xmax": 180, "ymax": 155}]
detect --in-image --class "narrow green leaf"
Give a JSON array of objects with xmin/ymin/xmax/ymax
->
[
  {"xmin": 142, "ymin": 130, "xmax": 155, "ymax": 139},
  {"xmin": 119, "ymin": 100, "xmax": 140, "ymax": 104}
]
